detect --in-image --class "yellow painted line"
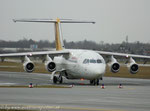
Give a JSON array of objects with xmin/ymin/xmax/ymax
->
[
  {"xmin": 61, "ymin": 106, "xmax": 125, "ymax": 111},
  {"xmin": 127, "ymin": 88, "xmax": 136, "ymax": 90},
  {"xmin": 0, "ymin": 104, "xmax": 126, "ymax": 111}
]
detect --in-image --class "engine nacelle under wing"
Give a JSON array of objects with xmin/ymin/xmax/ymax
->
[
  {"xmin": 23, "ymin": 56, "xmax": 34, "ymax": 73},
  {"xmin": 45, "ymin": 61, "xmax": 56, "ymax": 72},
  {"xmin": 108, "ymin": 56, "xmax": 120, "ymax": 73},
  {"xmin": 44, "ymin": 55, "xmax": 56, "ymax": 72},
  {"xmin": 127, "ymin": 57, "xmax": 139, "ymax": 74}
]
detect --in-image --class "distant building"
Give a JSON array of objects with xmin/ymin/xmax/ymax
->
[{"xmin": 30, "ymin": 44, "xmax": 38, "ymax": 50}]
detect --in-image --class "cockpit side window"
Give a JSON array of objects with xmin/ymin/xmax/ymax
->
[
  {"xmin": 83, "ymin": 59, "xmax": 89, "ymax": 64},
  {"xmin": 83, "ymin": 59, "xmax": 86, "ymax": 64},
  {"xmin": 97, "ymin": 59, "xmax": 102, "ymax": 63},
  {"xmin": 86, "ymin": 59, "xmax": 89, "ymax": 63}
]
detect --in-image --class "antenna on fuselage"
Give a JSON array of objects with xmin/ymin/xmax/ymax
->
[{"xmin": 13, "ymin": 18, "xmax": 95, "ymax": 51}]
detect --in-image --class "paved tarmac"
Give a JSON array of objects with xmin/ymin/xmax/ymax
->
[{"xmin": 0, "ymin": 71, "xmax": 150, "ymax": 111}]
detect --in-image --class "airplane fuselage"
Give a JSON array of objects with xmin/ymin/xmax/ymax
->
[{"xmin": 54, "ymin": 49, "xmax": 106, "ymax": 80}]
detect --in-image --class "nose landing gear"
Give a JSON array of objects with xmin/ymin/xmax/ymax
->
[
  {"xmin": 53, "ymin": 75, "xmax": 63, "ymax": 84},
  {"xmin": 90, "ymin": 79, "xmax": 100, "ymax": 85}
]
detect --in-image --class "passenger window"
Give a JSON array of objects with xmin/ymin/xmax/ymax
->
[
  {"xmin": 90, "ymin": 59, "xmax": 96, "ymax": 63},
  {"xmin": 97, "ymin": 59, "xmax": 102, "ymax": 63}
]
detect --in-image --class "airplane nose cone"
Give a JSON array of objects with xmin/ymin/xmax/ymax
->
[
  {"xmin": 87, "ymin": 65, "xmax": 106, "ymax": 76},
  {"xmin": 91, "ymin": 68, "xmax": 104, "ymax": 75}
]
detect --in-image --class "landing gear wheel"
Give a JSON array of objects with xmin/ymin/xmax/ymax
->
[
  {"xmin": 100, "ymin": 77, "xmax": 103, "ymax": 80},
  {"xmin": 53, "ymin": 76, "xmax": 58, "ymax": 84},
  {"xmin": 93, "ymin": 80, "xmax": 96, "ymax": 86},
  {"xmin": 90, "ymin": 79, "xmax": 99, "ymax": 86},
  {"xmin": 96, "ymin": 79, "xmax": 99, "ymax": 85},
  {"xmin": 59, "ymin": 76, "xmax": 63, "ymax": 84},
  {"xmin": 90, "ymin": 80, "xmax": 94, "ymax": 85}
]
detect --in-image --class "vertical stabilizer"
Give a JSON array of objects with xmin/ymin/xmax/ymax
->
[{"xmin": 54, "ymin": 18, "xmax": 65, "ymax": 51}]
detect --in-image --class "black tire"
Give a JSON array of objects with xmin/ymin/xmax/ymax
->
[
  {"xmin": 91, "ymin": 79, "xmax": 99, "ymax": 86},
  {"xmin": 59, "ymin": 76, "xmax": 63, "ymax": 84},
  {"xmin": 93, "ymin": 80, "xmax": 96, "ymax": 86},
  {"xmin": 90, "ymin": 80, "xmax": 94, "ymax": 85},
  {"xmin": 96, "ymin": 79, "xmax": 99, "ymax": 85},
  {"xmin": 53, "ymin": 76, "xmax": 58, "ymax": 84},
  {"xmin": 100, "ymin": 77, "xmax": 103, "ymax": 80}
]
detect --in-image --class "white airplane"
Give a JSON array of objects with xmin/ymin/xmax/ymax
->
[{"xmin": 0, "ymin": 18, "xmax": 150, "ymax": 85}]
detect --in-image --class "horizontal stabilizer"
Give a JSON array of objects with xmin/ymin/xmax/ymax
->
[{"xmin": 13, "ymin": 18, "xmax": 95, "ymax": 24}]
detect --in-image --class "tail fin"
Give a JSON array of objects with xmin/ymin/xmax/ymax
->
[
  {"xmin": 13, "ymin": 18, "xmax": 95, "ymax": 51},
  {"xmin": 55, "ymin": 18, "xmax": 65, "ymax": 50}
]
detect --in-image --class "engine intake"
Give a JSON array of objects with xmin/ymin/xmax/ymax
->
[
  {"xmin": 23, "ymin": 61, "xmax": 34, "ymax": 73},
  {"xmin": 44, "ymin": 55, "xmax": 56, "ymax": 72},
  {"xmin": 127, "ymin": 57, "xmax": 139, "ymax": 74},
  {"xmin": 129, "ymin": 63, "xmax": 139, "ymax": 74},
  {"xmin": 108, "ymin": 56, "xmax": 120, "ymax": 73},
  {"xmin": 111, "ymin": 62, "xmax": 120, "ymax": 73},
  {"xmin": 45, "ymin": 61, "xmax": 56, "ymax": 72}
]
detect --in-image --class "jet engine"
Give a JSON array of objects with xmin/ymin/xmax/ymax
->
[
  {"xmin": 23, "ymin": 56, "xmax": 34, "ymax": 73},
  {"xmin": 44, "ymin": 55, "xmax": 56, "ymax": 72},
  {"xmin": 108, "ymin": 56, "xmax": 120, "ymax": 73},
  {"xmin": 127, "ymin": 57, "xmax": 139, "ymax": 74}
]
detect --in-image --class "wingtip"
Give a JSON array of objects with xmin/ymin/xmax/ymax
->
[
  {"xmin": 92, "ymin": 22, "xmax": 96, "ymax": 24},
  {"xmin": 13, "ymin": 19, "xmax": 16, "ymax": 23}
]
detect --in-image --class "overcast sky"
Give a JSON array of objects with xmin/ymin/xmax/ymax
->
[{"xmin": 0, "ymin": 0, "xmax": 150, "ymax": 43}]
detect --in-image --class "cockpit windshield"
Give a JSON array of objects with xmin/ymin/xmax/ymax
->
[
  {"xmin": 90, "ymin": 59, "xmax": 96, "ymax": 63},
  {"xmin": 83, "ymin": 59, "xmax": 103, "ymax": 64}
]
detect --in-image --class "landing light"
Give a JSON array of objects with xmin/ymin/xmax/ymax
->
[
  {"xmin": 71, "ymin": 52, "xmax": 75, "ymax": 56},
  {"xmin": 126, "ymin": 55, "xmax": 129, "ymax": 58},
  {"xmin": 29, "ymin": 53, "xmax": 32, "ymax": 56}
]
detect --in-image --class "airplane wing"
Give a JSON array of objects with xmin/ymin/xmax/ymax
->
[
  {"xmin": 0, "ymin": 50, "xmax": 70, "ymax": 60},
  {"xmin": 96, "ymin": 50, "xmax": 150, "ymax": 74},
  {"xmin": 0, "ymin": 50, "xmax": 70, "ymax": 73},
  {"xmin": 97, "ymin": 51, "xmax": 150, "ymax": 60}
]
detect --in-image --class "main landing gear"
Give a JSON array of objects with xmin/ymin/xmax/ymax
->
[
  {"xmin": 53, "ymin": 75, "xmax": 63, "ymax": 84},
  {"xmin": 51, "ymin": 71, "xmax": 63, "ymax": 84},
  {"xmin": 90, "ymin": 79, "xmax": 100, "ymax": 85}
]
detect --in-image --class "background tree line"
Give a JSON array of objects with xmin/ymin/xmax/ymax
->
[{"xmin": 0, "ymin": 38, "xmax": 150, "ymax": 55}]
